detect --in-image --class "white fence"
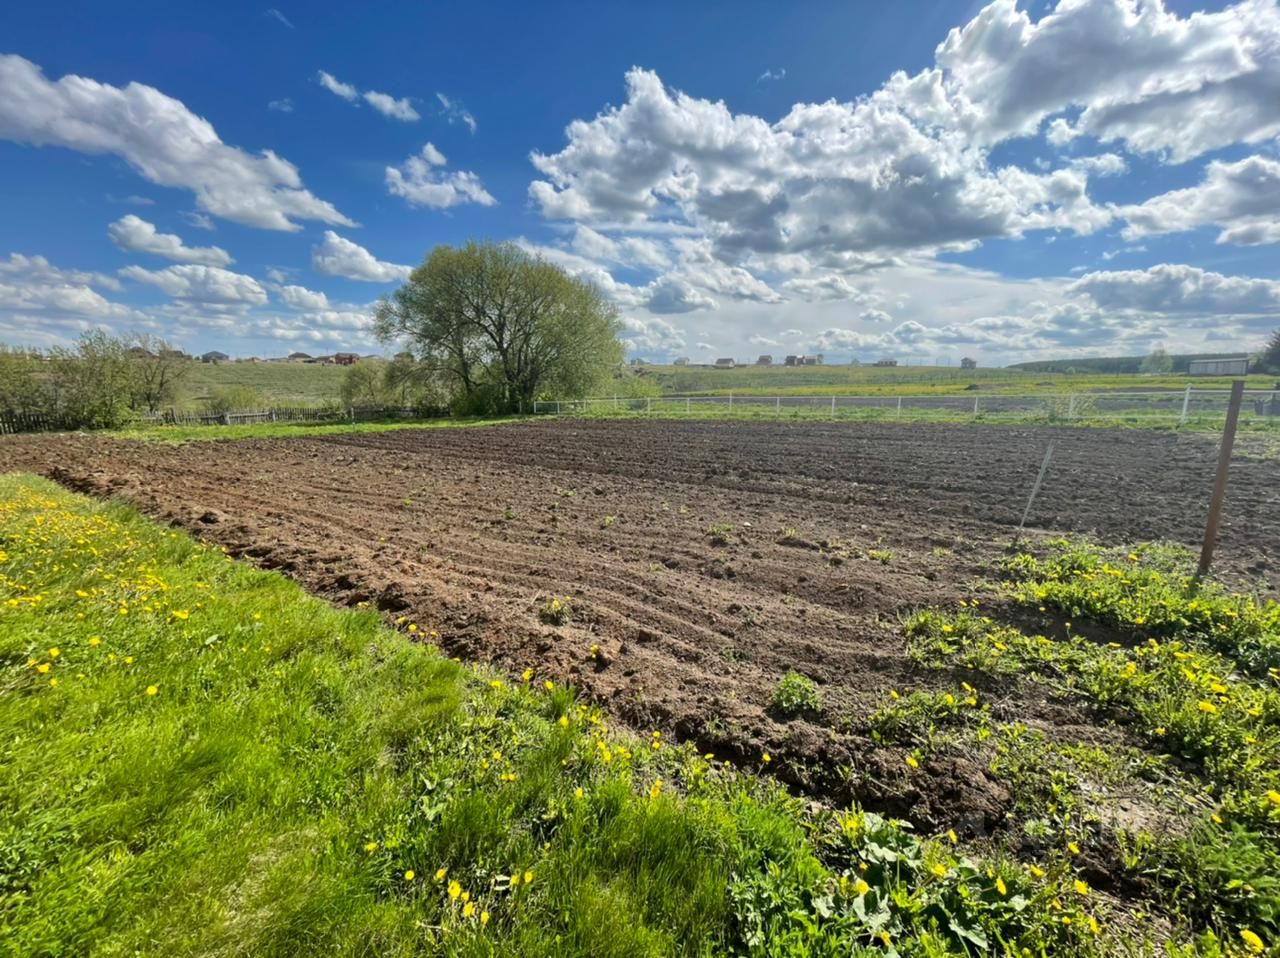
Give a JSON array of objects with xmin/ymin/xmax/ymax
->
[{"xmin": 533, "ymin": 388, "xmax": 1280, "ymax": 425}]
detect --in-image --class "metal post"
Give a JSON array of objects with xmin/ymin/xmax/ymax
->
[
  {"xmin": 1197, "ymin": 380, "xmax": 1245, "ymax": 578},
  {"xmin": 776, "ymin": 396, "xmax": 781, "ymax": 416},
  {"xmin": 1180, "ymin": 385, "xmax": 1192, "ymax": 426},
  {"xmin": 729, "ymin": 393, "xmax": 733, "ymax": 410},
  {"xmin": 831, "ymin": 396, "xmax": 836, "ymax": 417},
  {"xmin": 614, "ymin": 393, "xmax": 618, "ymax": 411},
  {"xmin": 1067, "ymin": 395, "xmax": 1076, "ymax": 419},
  {"xmin": 556, "ymin": 401, "xmax": 561, "ymax": 414},
  {"xmin": 896, "ymin": 396, "xmax": 902, "ymax": 418},
  {"xmin": 973, "ymin": 396, "xmax": 980, "ymax": 415},
  {"xmin": 686, "ymin": 396, "xmax": 690, "ymax": 414},
  {"xmin": 646, "ymin": 396, "xmax": 651, "ymax": 414},
  {"xmin": 1012, "ymin": 441, "xmax": 1056, "ymax": 548}
]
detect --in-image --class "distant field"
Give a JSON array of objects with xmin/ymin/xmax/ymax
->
[
  {"xmin": 636, "ymin": 363, "xmax": 1279, "ymax": 397},
  {"xmin": 182, "ymin": 361, "xmax": 347, "ymax": 406}
]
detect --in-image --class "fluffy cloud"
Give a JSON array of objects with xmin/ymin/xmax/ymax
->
[
  {"xmin": 0, "ymin": 253, "xmax": 134, "ymax": 323},
  {"xmin": 620, "ymin": 316, "xmax": 686, "ymax": 352},
  {"xmin": 1069, "ymin": 263, "xmax": 1280, "ymax": 314},
  {"xmin": 1120, "ymin": 154, "xmax": 1280, "ymax": 245},
  {"xmin": 277, "ymin": 284, "xmax": 330, "ymax": 310},
  {"xmin": 647, "ymin": 278, "xmax": 718, "ymax": 314},
  {"xmin": 936, "ymin": 0, "xmax": 1280, "ymax": 161},
  {"xmin": 436, "ymin": 92, "xmax": 477, "ymax": 133},
  {"xmin": 311, "ymin": 231, "xmax": 412, "ymax": 282},
  {"xmin": 120, "ymin": 264, "xmax": 268, "ymax": 304},
  {"xmin": 319, "ymin": 70, "xmax": 420, "ymax": 121},
  {"xmin": 0, "ymin": 55, "xmax": 352, "ymax": 231},
  {"xmin": 385, "ymin": 143, "xmax": 496, "ymax": 209},
  {"xmin": 529, "ymin": 67, "xmax": 1112, "ymax": 265},
  {"xmin": 107, "ymin": 215, "xmax": 232, "ymax": 267},
  {"xmin": 781, "ymin": 274, "xmax": 862, "ymax": 302}
]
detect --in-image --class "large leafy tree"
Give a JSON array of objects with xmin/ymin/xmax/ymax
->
[
  {"xmin": 373, "ymin": 242, "xmax": 624, "ymax": 414},
  {"xmin": 1263, "ymin": 328, "xmax": 1280, "ymax": 374}
]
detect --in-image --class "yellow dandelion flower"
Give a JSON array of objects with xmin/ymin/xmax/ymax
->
[
  {"xmin": 1197, "ymin": 700, "xmax": 1218, "ymax": 714},
  {"xmin": 145, "ymin": 685, "xmax": 158, "ymax": 696},
  {"xmin": 574, "ymin": 787, "xmax": 584, "ymax": 799},
  {"xmin": 931, "ymin": 863, "xmax": 946, "ymax": 878},
  {"xmin": 48, "ymin": 647, "xmax": 60, "ymax": 658},
  {"xmin": 448, "ymin": 880, "xmax": 461, "ymax": 899},
  {"xmin": 171, "ymin": 610, "xmax": 189, "ymax": 620},
  {"xmin": 522, "ymin": 668, "xmax": 533, "ymax": 682},
  {"xmin": 762, "ymin": 752, "xmax": 771, "ymax": 764},
  {"xmin": 435, "ymin": 867, "xmax": 447, "ymax": 881},
  {"xmin": 480, "ymin": 910, "xmax": 490, "ymax": 925},
  {"xmin": 649, "ymin": 780, "xmax": 662, "ymax": 799},
  {"xmin": 1240, "ymin": 929, "xmax": 1264, "ymax": 954},
  {"xmin": 1027, "ymin": 864, "xmax": 1045, "ymax": 878},
  {"xmin": 558, "ymin": 715, "xmax": 569, "ymax": 727},
  {"xmin": 1074, "ymin": 879, "xmax": 1089, "ymax": 895},
  {"xmin": 1265, "ymin": 790, "xmax": 1280, "ymax": 806},
  {"xmin": 523, "ymin": 871, "xmax": 533, "ymax": 885},
  {"xmin": 124, "ymin": 656, "xmax": 134, "ymax": 665},
  {"xmin": 489, "ymin": 679, "xmax": 503, "ymax": 689},
  {"xmin": 1067, "ymin": 842, "xmax": 1080, "ymax": 855},
  {"xmin": 88, "ymin": 637, "xmax": 101, "ymax": 646},
  {"xmin": 364, "ymin": 842, "xmax": 378, "ymax": 852},
  {"xmin": 544, "ymin": 680, "xmax": 554, "ymax": 691},
  {"xmin": 905, "ymin": 754, "xmax": 919, "ymax": 769},
  {"xmin": 404, "ymin": 869, "xmax": 415, "ymax": 881},
  {"xmin": 462, "ymin": 901, "xmax": 476, "ymax": 918},
  {"xmin": 853, "ymin": 878, "xmax": 871, "ymax": 895},
  {"xmin": 37, "ymin": 662, "xmax": 50, "ymax": 674},
  {"xmin": 1089, "ymin": 916, "xmax": 1101, "ymax": 935},
  {"xmin": 996, "ymin": 877, "xmax": 1007, "ymax": 895}
]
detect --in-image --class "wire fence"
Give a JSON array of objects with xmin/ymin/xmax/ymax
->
[
  {"xmin": 0, "ymin": 404, "xmax": 449, "ymax": 435},
  {"xmin": 532, "ymin": 387, "xmax": 1280, "ymax": 427}
]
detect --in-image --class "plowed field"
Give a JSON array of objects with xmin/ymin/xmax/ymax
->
[{"xmin": 5, "ymin": 418, "xmax": 1276, "ymax": 834}]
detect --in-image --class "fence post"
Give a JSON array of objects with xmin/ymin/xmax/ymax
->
[
  {"xmin": 1197, "ymin": 380, "xmax": 1245, "ymax": 578},
  {"xmin": 1067, "ymin": 395, "xmax": 1076, "ymax": 419},
  {"xmin": 1180, "ymin": 385, "xmax": 1192, "ymax": 426},
  {"xmin": 776, "ymin": 396, "xmax": 781, "ymax": 416},
  {"xmin": 973, "ymin": 396, "xmax": 980, "ymax": 415},
  {"xmin": 556, "ymin": 401, "xmax": 562, "ymax": 414},
  {"xmin": 896, "ymin": 396, "xmax": 902, "ymax": 418},
  {"xmin": 729, "ymin": 393, "xmax": 733, "ymax": 410},
  {"xmin": 646, "ymin": 397, "xmax": 652, "ymax": 414},
  {"xmin": 831, "ymin": 396, "xmax": 836, "ymax": 418},
  {"xmin": 614, "ymin": 394, "xmax": 618, "ymax": 411},
  {"xmin": 686, "ymin": 396, "xmax": 690, "ymax": 414}
]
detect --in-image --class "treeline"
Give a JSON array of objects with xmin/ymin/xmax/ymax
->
[
  {"xmin": 1010, "ymin": 351, "xmax": 1265, "ymax": 375},
  {"xmin": 0, "ymin": 332, "xmax": 192, "ymax": 430}
]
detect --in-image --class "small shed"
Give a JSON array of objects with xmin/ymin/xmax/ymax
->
[
  {"xmin": 756, "ymin": 355, "xmax": 773, "ymax": 366},
  {"xmin": 200, "ymin": 350, "xmax": 229, "ymax": 364},
  {"xmin": 714, "ymin": 357, "xmax": 736, "ymax": 369},
  {"xmin": 1189, "ymin": 357, "xmax": 1249, "ymax": 376},
  {"xmin": 874, "ymin": 358, "xmax": 899, "ymax": 367},
  {"xmin": 961, "ymin": 357, "xmax": 977, "ymax": 370},
  {"xmin": 334, "ymin": 352, "xmax": 359, "ymax": 366},
  {"xmin": 288, "ymin": 352, "xmax": 312, "ymax": 362}
]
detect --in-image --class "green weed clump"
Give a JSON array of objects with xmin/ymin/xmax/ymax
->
[
  {"xmin": 1002, "ymin": 540, "xmax": 1280, "ymax": 675},
  {"xmin": 769, "ymin": 670, "xmax": 822, "ymax": 718}
]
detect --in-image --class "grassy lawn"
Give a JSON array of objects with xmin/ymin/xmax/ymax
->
[
  {"xmin": 2, "ymin": 477, "xmax": 1278, "ymax": 955},
  {"xmin": 184, "ymin": 362, "xmax": 347, "ymax": 407},
  {"xmin": 111, "ymin": 416, "xmax": 525, "ymax": 444}
]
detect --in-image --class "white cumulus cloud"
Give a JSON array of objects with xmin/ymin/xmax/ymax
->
[
  {"xmin": 311, "ymin": 231, "xmax": 412, "ymax": 282},
  {"xmin": 0, "ymin": 55, "xmax": 352, "ymax": 231},
  {"xmin": 107, "ymin": 215, "xmax": 232, "ymax": 267},
  {"xmin": 385, "ymin": 143, "xmax": 495, "ymax": 209}
]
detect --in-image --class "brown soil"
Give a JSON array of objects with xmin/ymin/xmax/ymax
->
[{"xmin": 4, "ymin": 418, "xmax": 1277, "ymax": 838}]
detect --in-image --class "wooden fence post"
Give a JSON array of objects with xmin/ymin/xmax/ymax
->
[{"xmin": 1197, "ymin": 379, "xmax": 1245, "ymax": 578}]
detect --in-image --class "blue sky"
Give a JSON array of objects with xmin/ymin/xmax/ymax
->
[{"xmin": 2, "ymin": 0, "xmax": 1279, "ymax": 364}]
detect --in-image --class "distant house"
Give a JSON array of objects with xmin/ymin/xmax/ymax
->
[
  {"xmin": 1189, "ymin": 357, "xmax": 1249, "ymax": 376},
  {"xmin": 200, "ymin": 350, "xmax": 229, "ymax": 364},
  {"xmin": 160, "ymin": 349, "xmax": 190, "ymax": 361},
  {"xmin": 960, "ymin": 357, "xmax": 977, "ymax": 370},
  {"xmin": 756, "ymin": 354, "xmax": 773, "ymax": 366},
  {"xmin": 786, "ymin": 354, "xmax": 823, "ymax": 366},
  {"xmin": 784, "ymin": 355, "xmax": 799, "ymax": 367},
  {"xmin": 334, "ymin": 352, "xmax": 359, "ymax": 366},
  {"xmin": 126, "ymin": 346, "xmax": 155, "ymax": 360},
  {"xmin": 629, "ymin": 357, "xmax": 647, "ymax": 367},
  {"xmin": 874, "ymin": 358, "xmax": 899, "ymax": 367},
  {"xmin": 287, "ymin": 352, "xmax": 312, "ymax": 363},
  {"xmin": 714, "ymin": 357, "xmax": 736, "ymax": 369},
  {"xmin": 673, "ymin": 357, "xmax": 690, "ymax": 366}
]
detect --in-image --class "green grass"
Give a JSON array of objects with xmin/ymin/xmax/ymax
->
[
  {"xmin": 633, "ymin": 363, "xmax": 1279, "ymax": 398},
  {"xmin": 183, "ymin": 361, "xmax": 348, "ymax": 406},
  {"xmin": 110, "ymin": 416, "xmax": 523, "ymax": 443}
]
